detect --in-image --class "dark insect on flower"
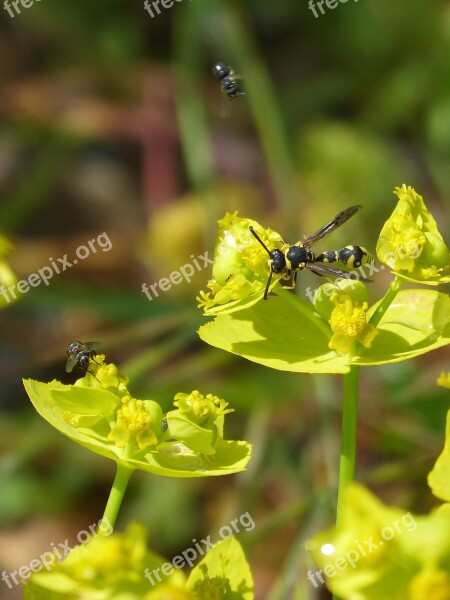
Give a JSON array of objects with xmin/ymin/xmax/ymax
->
[
  {"xmin": 211, "ymin": 62, "xmax": 245, "ymax": 100},
  {"xmin": 66, "ymin": 341, "xmax": 100, "ymax": 376},
  {"xmin": 250, "ymin": 206, "xmax": 373, "ymax": 300}
]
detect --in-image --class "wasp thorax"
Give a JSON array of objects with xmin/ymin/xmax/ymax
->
[{"xmin": 286, "ymin": 246, "xmax": 311, "ymax": 270}]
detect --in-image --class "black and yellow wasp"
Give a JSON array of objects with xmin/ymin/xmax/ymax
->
[{"xmin": 249, "ymin": 205, "xmax": 373, "ymax": 300}]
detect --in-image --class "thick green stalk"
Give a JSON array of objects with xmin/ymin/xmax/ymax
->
[
  {"xmin": 332, "ymin": 365, "xmax": 360, "ymax": 600},
  {"xmin": 332, "ymin": 276, "xmax": 403, "ymax": 599},
  {"xmin": 336, "ymin": 365, "xmax": 360, "ymax": 524},
  {"xmin": 101, "ymin": 463, "xmax": 135, "ymax": 532}
]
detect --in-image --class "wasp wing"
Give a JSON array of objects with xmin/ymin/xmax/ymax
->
[
  {"xmin": 306, "ymin": 262, "xmax": 372, "ymax": 282},
  {"xmin": 303, "ymin": 205, "xmax": 362, "ymax": 248},
  {"xmin": 305, "ymin": 263, "xmax": 358, "ymax": 279}
]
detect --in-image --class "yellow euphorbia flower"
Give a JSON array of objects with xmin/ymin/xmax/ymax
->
[
  {"xmin": 377, "ymin": 185, "xmax": 450, "ymax": 284},
  {"xmin": 328, "ymin": 292, "xmax": 378, "ymax": 355},
  {"xmin": 197, "ymin": 212, "xmax": 284, "ymax": 314}
]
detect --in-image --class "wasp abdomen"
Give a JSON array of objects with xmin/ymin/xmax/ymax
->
[
  {"xmin": 317, "ymin": 246, "xmax": 372, "ymax": 268},
  {"xmin": 316, "ymin": 250, "xmax": 338, "ymax": 263}
]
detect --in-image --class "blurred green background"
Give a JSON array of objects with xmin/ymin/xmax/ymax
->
[{"xmin": 0, "ymin": 1, "xmax": 449, "ymax": 598}]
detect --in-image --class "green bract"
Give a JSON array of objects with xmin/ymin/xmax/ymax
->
[
  {"xmin": 23, "ymin": 360, "xmax": 251, "ymax": 478},
  {"xmin": 198, "ymin": 288, "xmax": 450, "ymax": 373},
  {"xmin": 428, "ymin": 409, "xmax": 450, "ymax": 503},
  {"xmin": 376, "ymin": 185, "xmax": 450, "ymax": 284},
  {"xmin": 307, "ymin": 484, "xmax": 450, "ymax": 600},
  {"xmin": 166, "ymin": 391, "xmax": 233, "ymax": 455},
  {"xmin": 23, "ymin": 522, "xmax": 254, "ymax": 600},
  {"xmin": 196, "ymin": 212, "xmax": 285, "ymax": 315},
  {"xmin": 186, "ymin": 536, "xmax": 254, "ymax": 600}
]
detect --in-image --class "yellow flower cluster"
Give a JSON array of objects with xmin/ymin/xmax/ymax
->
[
  {"xmin": 174, "ymin": 390, "xmax": 234, "ymax": 426},
  {"xmin": 328, "ymin": 292, "xmax": 378, "ymax": 355},
  {"xmin": 377, "ymin": 185, "xmax": 450, "ymax": 283},
  {"xmin": 109, "ymin": 396, "xmax": 158, "ymax": 451}
]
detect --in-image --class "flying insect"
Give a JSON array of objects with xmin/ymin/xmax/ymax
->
[
  {"xmin": 249, "ymin": 205, "xmax": 373, "ymax": 300},
  {"xmin": 66, "ymin": 341, "xmax": 100, "ymax": 376},
  {"xmin": 212, "ymin": 62, "xmax": 245, "ymax": 99}
]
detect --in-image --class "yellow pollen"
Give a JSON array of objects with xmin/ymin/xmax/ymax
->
[
  {"xmin": 329, "ymin": 296, "xmax": 368, "ymax": 338},
  {"xmin": 116, "ymin": 397, "xmax": 152, "ymax": 434}
]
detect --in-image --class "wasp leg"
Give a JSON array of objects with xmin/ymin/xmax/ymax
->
[
  {"xmin": 263, "ymin": 269, "xmax": 273, "ymax": 300},
  {"xmin": 309, "ymin": 268, "xmax": 324, "ymax": 278},
  {"xmin": 280, "ymin": 270, "xmax": 296, "ymax": 290}
]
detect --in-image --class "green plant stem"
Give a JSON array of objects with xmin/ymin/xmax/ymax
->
[
  {"xmin": 331, "ymin": 366, "xmax": 360, "ymax": 600},
  {"xmin": 101, "ymin": 463, "xmax": 135, "ymax": 532},
  {"xmin": 336, "ymin": 365, "xmax": 360, "ymax": 525},
  {"xmin": 332, "ymin": 276, "xmax": 403, "ymax": 599},
  {"xmin": 368, "ymin": 276, "xmax": 404, "ymax": 328}
]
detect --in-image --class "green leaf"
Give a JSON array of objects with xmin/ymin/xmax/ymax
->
[
  {"xmin": 199, "ymin": 288, "xmax": 450, "ymax": 372},
  {"xmin": 199, "ymin": 290, "xmax": 349, "ymax": 374},
  {"xmin": 24, "ymin": 379, "xmax": 122, "ymax": 462},
  {"xmin": 428, "ymin": 410, "xmax": 450, "ymax": 502},
  {"xmin": 166, "ymin": 411, "xmax": 218, "ymax": 455},
  {"xmin": 186, "ymin": 536, "xmax": 254, "ymax": 599},
  {"xmin": 125, "ymin": 440, "xmax": 252, "ymax": 478},
  {"xmin": 353, "ymin": 290, "xmax": 450, "ymax": 366}
]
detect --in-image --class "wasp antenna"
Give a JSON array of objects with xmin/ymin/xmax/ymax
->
[{"xmin": 249, "ymin": 226, "xmax": 271, "ymax": 256}]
